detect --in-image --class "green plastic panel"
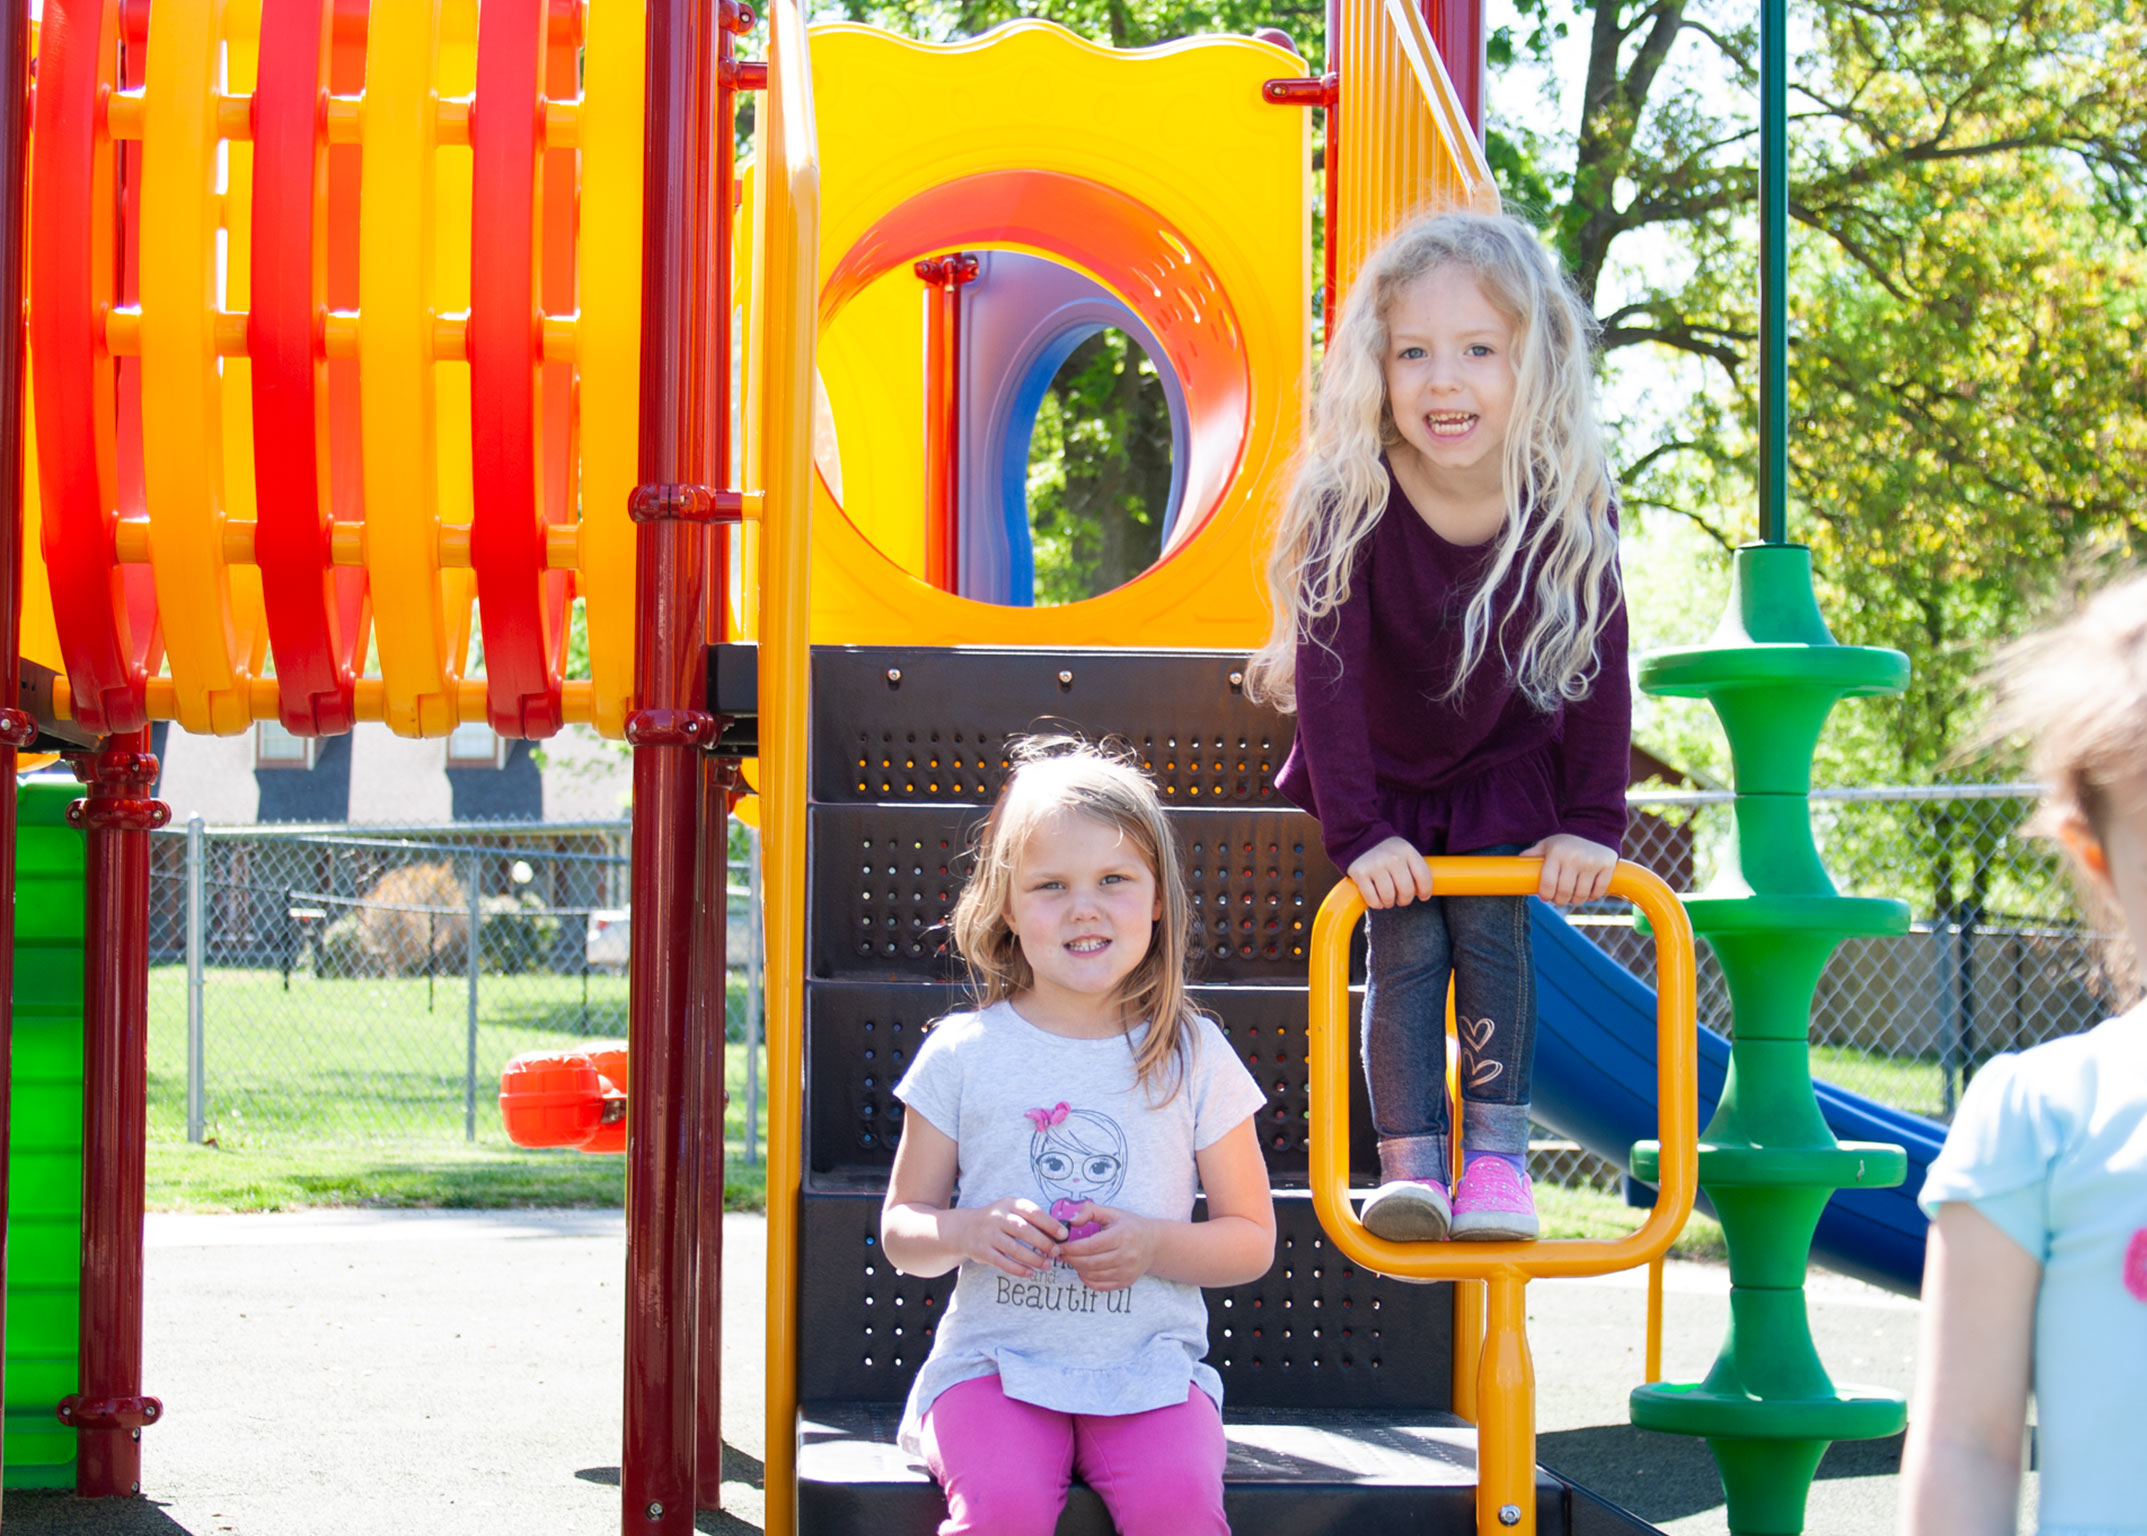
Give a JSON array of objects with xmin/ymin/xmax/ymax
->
[{"xmin": 6, "ymin": 779, "xmax": 86, "ymax": 1491}]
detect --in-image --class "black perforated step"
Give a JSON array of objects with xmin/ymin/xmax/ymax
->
[
  {"xmin": 799, "ymin": 1192, "xmax": 1451, "ymax": 1412},
  {"xmin": 814, "ymin": 646, "xmax": 1294, "ymax": 806},
  {"xmin": 797, "ymin": 1401, "xmax": 1580, "ymax": 1536},
  {"xmin": 806, "ymin": 982, "xmax": 1378, "ymax": 1190},
  {"xmin": 812, "ymin": 804, "xmax": 1348, "ymax": 982}
]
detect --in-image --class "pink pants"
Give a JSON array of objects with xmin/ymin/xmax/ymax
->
[{"xmin": 919, "ymin": 1374, "xmax": 1229, "ymax": 1536}]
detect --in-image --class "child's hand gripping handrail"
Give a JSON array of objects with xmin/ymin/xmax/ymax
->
[{"xmin": 1307, "ymin": 857, "xmax": 1698, "ymax": 1536}]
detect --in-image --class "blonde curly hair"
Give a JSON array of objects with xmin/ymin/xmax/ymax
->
[{"xmin": 1246, "ymin": 211, "xmax": 1620, "ymax": 714}]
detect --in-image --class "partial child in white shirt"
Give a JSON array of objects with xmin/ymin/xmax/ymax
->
[
  {"xmin": 1903, "ymin": 574, "xmax": 2147, "ymax": 1536},
  {"xmin": 881, "ymin": 739, "xmax": 1275, "ymax": 1536}
]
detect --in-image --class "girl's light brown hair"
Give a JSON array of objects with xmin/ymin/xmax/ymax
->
[
  {"xmin": 949, "ymin": 737, "xmax": 1203, "ymax": 1098},
  {"xmin": 1983, "ymin": 570, "xmax": 2147, "ymax": 997}
]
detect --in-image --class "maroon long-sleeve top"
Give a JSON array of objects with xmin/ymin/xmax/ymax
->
[{"xmin": 1275, "ymin": 478, "xmax": 1631, "ymax": 872}]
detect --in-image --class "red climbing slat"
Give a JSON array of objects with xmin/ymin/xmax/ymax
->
[
  {"xmin": 251, "ymin": 0, "xmax": 355, "ymax": 736},
  {"xmin": 470, "ymin": 0, "xmax": 564, "ymax": 739},
  {"xmin": 29, "ymin": 0, "xmax": 144, "ymax": 735}
]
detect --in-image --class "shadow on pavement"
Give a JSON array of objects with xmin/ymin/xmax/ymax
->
[
  {"xmin": 2, "ymin": 1492, "xmax": 203, "ymax": 1535},
  {"xmin": 578, "ymin": 1444, "xmax": 768, "ymax": 1532},
  {"xmin": 1542, "ymin": 1425, "xmax": 1906, "ymax": 1524}
]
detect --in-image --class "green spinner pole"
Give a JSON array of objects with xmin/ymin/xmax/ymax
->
[{"xmin": 1623, "ymin": 2, "xmax": 1912, "ymax": 1531}]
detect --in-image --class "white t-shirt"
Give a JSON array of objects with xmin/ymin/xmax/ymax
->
[
  {"xmin": 1920, "ymin": 1006, "xmax": 2147, "ymax": 1535},
  {"xmin": 892, "ymin": 1000, "xmax": 1267, "ymax": 1452}
]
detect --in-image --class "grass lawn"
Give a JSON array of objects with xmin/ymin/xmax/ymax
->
[
  {"xmin": 1811, "ymin": 1041, "xmax": 1952, "ymax": 1120},
  {"xmin": 1534, "ymin": 1184, "xmax": 1727, "ymax": 1261},
  {"xmin": 147, "ymin": 965, "xmax": 770, "ymax": 1212}
]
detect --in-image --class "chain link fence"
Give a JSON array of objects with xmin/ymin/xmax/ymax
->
[
  {"xmin": 1595, "ymin": 784, "xmax": 2110, "ymax": 1123},
  {"xmin": 146, "ymin": 819, "xmax": 765, "ymax": 1153},
  {"xmin": 147, "ymin": 787, "xmax": 2108, "ymax": 1164}
]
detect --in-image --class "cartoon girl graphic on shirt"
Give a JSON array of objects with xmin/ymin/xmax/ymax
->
[{"xmin": 1026, "ymin": 1103, "xmax": 1126, "ymax": 1240}]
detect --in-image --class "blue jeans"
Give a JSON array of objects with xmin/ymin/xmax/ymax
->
[{"xmin": 1363, "ymin": 844, "xmax": 1534, "ymax": 1182}]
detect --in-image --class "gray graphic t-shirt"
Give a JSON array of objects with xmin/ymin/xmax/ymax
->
[{"xmin": 892, "ymin": 1000, "xmax": 1267, "ymax": 1451}]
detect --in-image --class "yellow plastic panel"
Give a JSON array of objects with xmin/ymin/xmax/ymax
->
[
  {"xmin": 222, "ymin": 0, "xmax": 269, "ymax": 685},
  {"xmin": 137, "ymin": 0, "xmax": 265, "ymax": 733},
  {"xmin": 436, "ymin": 0, "xmax": 478, "ymax": 687},
  {"xmin": 576, "ymin": 0, "xmax": 645, "ymax": 737},
  {"xmin": 813, "ymin": 252, "xmax": 927, "ymax": 573},
  {"xmin": 804, "ymin": 21, "xmax": 1307, "ymax": 649},
  {"xmin": 359, "ymin": 0, "xmax": 457, "ymax": 735},
  {"xmin": 19, "ymin": 373, "xmax": 63, "ymax": 679},
  {"xmin": 1332, "ymin": 0, "xmax": 1499, "ymax": 309}
]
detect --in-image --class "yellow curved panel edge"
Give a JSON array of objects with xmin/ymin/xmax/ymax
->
[
  {"xmin": 814, "ymin": 250, "xmax": 924, "ymax": 575},
  {"xmin": 19, "ymin": 362, "xmax": 63, "ymax": 681},
  {"xmin": 804, "ymin": 21, "xmax": 1308, "ymax": 649},
  {"xmin": 359, "ymin": 0, "xmax": 456, "ymax": 736},
  {"xmin": 436, "ymin": 0, "xmax": 478, "ymax": 692},
  {"xmin": 19, "ymin": 41, "xmax": 64, "ymax": 685},
  {"xmin": 138, "ymin": 0, "xmax": 263, "ymax": 734},
  {"xmin": 224, "ymin": 0, "xmax": 270, "ymax": 685},
  {"xmin": 577, "ymin": 0, "xmax": 646, "ymax": 739}
]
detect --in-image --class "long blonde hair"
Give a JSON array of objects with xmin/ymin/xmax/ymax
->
[
  {"xmin": 1246, "ymin": 212, "xmax": 1620, "ymax": 713},
  {"xmin": 949, "ymin": 738, "xmax": 1203, "ymax": 1098}
]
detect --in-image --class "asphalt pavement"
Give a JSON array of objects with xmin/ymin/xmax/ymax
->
[{"xmin": 1, "ymin": 1211, "xmax": 2013, "ymax": 1535}]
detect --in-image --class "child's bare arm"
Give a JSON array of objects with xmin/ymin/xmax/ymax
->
[
  {"xmin": 881, "ymin": 1107, "xmax": 1067, "ymax": 1280},
  {"xmin": 1900, "ymin": 1202, "xmax": 2038, "ymax": 1536},
  {"xmin": 1058, "ymin": 1115, "xmax": 1276, "ymax": 1291}
]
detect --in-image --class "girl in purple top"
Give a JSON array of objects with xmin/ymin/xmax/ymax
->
[{"xmin": 1248, "ymin": 212, "xmax": 1629, "ymax": 1243}]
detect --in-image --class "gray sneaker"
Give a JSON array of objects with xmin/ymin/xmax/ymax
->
[{"xmin": 1359, "ymin": 1179, "xmax": 1452, "ymax": 1243}]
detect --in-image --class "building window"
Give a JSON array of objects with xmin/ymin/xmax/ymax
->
[
  {"xmin": 256, "ymin": 721, "xmax": 316, "ymax": 771},
  {"xmin": 446, "ymin": 721, "xmax": 506, "ymax": 770}
]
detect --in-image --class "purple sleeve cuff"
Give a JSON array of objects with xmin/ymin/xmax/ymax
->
[
  {"xmin": 1558, "ymin": 808, "xmax": 1628, "ymax": 857},
  {"xmin": 1326, "ymin": 822, "xmax": 1404, "ymax": 876}
]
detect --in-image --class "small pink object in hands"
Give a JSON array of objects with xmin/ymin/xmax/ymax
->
[{"xmin": 1051, "ymin": 1199, "xmax": 1102, "ymax": 1242}]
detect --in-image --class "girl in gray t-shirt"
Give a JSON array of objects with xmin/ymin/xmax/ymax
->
[{"xmin": 882, "ymin": 742, "xmax": 1274, "ymax": 1536}]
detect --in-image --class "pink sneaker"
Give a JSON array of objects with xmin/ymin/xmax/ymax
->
[
  {"xmin": 1450, "ymin": 1157, "xmax": 1539, "ymax": 1241},
  {"xmin": 1359, "ymin": 1179, "xmax": 1451, "ymax": 1243}
]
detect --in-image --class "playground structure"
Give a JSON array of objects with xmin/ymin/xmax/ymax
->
[{"xmin": 0, "ymin": 0, "xmax": 1926, "ymax": 1533}]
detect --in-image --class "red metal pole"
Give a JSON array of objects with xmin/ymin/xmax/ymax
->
[
  {"xmin": 0, "ymin": 0, "xmax": 42, "ymax": 1502},
  {"xmin": 914, "ymin": 253, "xmax": 977, "ymax": 593},
  {"xmin": 622, "ymin": 0, "xmax": 722, "ymax": 1523},
  {"xmin": 1420, "ymin": 0, "xmax": 1485, "ymax": 138},
  {"xmin": 692, "ymin": 10, "xmax": 757, "ymax": 1505},
  {"xmin": 693, "ymin": 753, "xmax": 738, "ymax": 1512},
  {"xmin": 59, "ymin": 733, "xmax": 169, "ymax": 1497}
]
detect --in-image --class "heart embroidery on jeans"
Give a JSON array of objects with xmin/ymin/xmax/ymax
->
[
  {"xmin": 2125, "ymin": 1229, "xmax": 2147, "ymax": 1302},
  {"xmin": 1458, "ymin": 1016, "xmax": 1502, "ymax": 1089}
]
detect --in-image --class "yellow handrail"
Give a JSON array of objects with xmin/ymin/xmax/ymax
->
[
  {"xmin": 1308, "ymin": 857, "xmax": 1698, "ymax": 1535},
  {"xmin": 755, "ymin": 1, "xmax": 819, "ymax": 1532}
]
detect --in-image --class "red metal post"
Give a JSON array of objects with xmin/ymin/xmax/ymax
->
[
  {"xmin": 693, "ymin": 753, "xmax": 739, "ymax": 1512},
  {"xmin": 622, "ymin": 0, "xmax": 722, "ymax": 1523},
  {"xmin": 914, "ymin": 253, "xmax": 978, "ymax": 593},
  {"xmin": 0, "ymin": 0, "xmax": 42, "ymax": 1498},
  {"xmin": 692, "ymin": 9, "xmax": 757, "ymax": 1506},
  {"xmin": 60, "ymin": 735, "xmax": 169, "ymax": 1497},
  {"xmin": 1420, "ymin": 0, "xmax": 1485, "ymax": 138}
]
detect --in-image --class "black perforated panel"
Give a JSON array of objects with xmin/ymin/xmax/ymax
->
[
  {"xmin": 807, "ymin": 982, "xmax": 1378, "ymax": 1190},
  {"xmin": 810, "ymin": 805, "xmax": 1345, "ymax": 983},
  {"xmin": 799, "ymin": 1192, "xmax": 1452, "ymax": 1412},
  {"xmin": 812, "ymin": 647, "xmax": 1295, "ymax": 807}
]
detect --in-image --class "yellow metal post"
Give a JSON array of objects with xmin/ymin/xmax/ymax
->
[{"xmin": 754, "ymin": 3, "xmax": 818, "ymax": 1531}]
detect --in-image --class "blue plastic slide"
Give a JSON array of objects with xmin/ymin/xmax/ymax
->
[{"xmin": 1528, "ymin": 901, "xmax": 1945, "ymax": 1296}]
